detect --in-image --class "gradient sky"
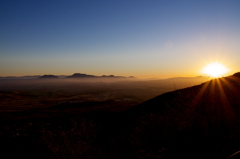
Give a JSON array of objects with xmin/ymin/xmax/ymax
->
[{"xmin": 1, "ymin": 0, "xmax": 240, "ymax": 78}]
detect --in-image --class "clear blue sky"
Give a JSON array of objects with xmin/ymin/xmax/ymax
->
[{"xmin": 1, "ymin": 0, "xmax": 240, "ymax": 77}]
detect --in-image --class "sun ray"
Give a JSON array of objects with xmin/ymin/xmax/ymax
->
[
  {"xmin": 220, "ymin": 77, "xmax": 239, "ymax": 99},
  {"xmin": 216, "ymin": 78, "xmax": 235, "ymax": 122},
  {"xmin": 190, "ymin": 81, "xmax": 210, "ymax": 107},
  {"xmin": 208, "ymin": 79, "xmax": 217, "ymax": 117}
]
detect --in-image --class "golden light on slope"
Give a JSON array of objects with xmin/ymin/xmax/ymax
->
[{"xmin": 202, "ymin": 62, "xmax": 228, "ymax": 78}]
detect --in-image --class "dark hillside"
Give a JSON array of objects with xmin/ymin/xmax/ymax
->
[{"xmin": 121, "ymin": 75, "xmax": 240, "ymax": 158}]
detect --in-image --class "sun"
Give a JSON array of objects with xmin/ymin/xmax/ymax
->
[{"xmin": 202, "ymin": 62, "xmax": 229, "ymax": 78}]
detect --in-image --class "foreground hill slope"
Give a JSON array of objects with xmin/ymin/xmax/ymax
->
[
  {"xmin": 127, "ymin": 73, "xmax": 240, "ymax": 117},
  {"xmin": 121, "ymin": 73, "xmax": 240, "ymax": 158}
]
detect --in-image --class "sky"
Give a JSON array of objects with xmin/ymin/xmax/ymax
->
[{"xmin": 1, "ymin": 0, "xmax": 240, "ymax": 78}]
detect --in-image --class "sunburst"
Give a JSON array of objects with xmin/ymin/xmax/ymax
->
[{"xmin": 202, "ymin": 62, "xmax": 228, "ymax": 78}]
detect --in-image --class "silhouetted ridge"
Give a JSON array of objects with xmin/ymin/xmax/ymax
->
[
  {"xmin": 67, "ymin": 73, "xmax": 96, "ymax": 78},
  {"xmin": 101, "ymin": 75, "xmax": 127, "ymax": 78},
  {"xmin": 126, "ymin": 72, "xmax": 240, "ymax": 116},
  {"xmin": 121, "ymin": 73, "xmax": 240, "ymax": 158},
  {"xmin": 233, "ymin": 72, "xmax": 240, "ymax": 78},
  {"xmin": 102, "ymin": 75, "xmax": 115, "ymax": 77},
  {"xmin": 67, "ymin": 73, "xmax": 134, "ymax": 78},
  {"xmin": 38, "ymin": 75, "xmax": 59, "ymax": 79},
  {"xmin": 0, "ymin": 73, "xmax": 135, "ymax": 79}
]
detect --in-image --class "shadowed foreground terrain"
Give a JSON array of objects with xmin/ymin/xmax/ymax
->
[{"xmin": 1, "ymin": 75, "xmax": 240, "ymax": 158}]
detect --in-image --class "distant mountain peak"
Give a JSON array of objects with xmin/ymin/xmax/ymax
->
[
  {"xmin": 67, "ymin": 73, "xmax": 96, "ymax": 78},
  {"xmin": 101, "ymin": 75, "xmax": 115, "ymax": 78},
  {"xmin": 39, "ymin": 75, "xmax": 59, "ymax": 79}
]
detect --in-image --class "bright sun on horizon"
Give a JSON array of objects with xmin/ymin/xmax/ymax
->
[{"xmin": 202, "ymin": 62, "xmax": 229, "ymax": 78}]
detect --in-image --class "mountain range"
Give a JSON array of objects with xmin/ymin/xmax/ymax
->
[
  {"xmin": 0, "ymin": 73, "xmax": 135, "ymax": 79},
  {"xmin": 66, "ymin": 73, "xmax": 130, "ymax": 78}
]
